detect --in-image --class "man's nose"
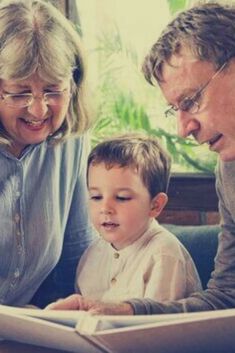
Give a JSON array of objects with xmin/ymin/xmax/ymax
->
[{"xmin": 176, "ymin": 111, "xmax": 199, "ymax": 139}]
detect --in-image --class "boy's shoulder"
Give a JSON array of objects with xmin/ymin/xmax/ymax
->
[
  {"xmin": 147, "ymin": 220, "xmax": 190, "ymax": 259},
  {"xmin": 81, "ymin": 236, "xmax": 109, "ymax": 257}
]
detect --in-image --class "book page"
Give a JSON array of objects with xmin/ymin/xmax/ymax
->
[
  {"xmin": 76, "ymin": 307, "xmax": 235, "ymax": 333},
  {"xmin": 0, "ymin": 309, "xmax": 107, "ymax": 353},
  {"xmin": 0, "ymin": 305, "xmax": 88, "ymax": 327},
  {"xmin": 86, "ymin": 310, "xmax": 235, "ymax": 353},
  {"xmin": 1, "ymin": 305, "xmax": 235, "ymax": 352}
]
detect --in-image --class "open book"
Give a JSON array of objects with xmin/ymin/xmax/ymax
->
[{"xmin": 0, "ymin": 304, "xmax": 235, "ymax": 353}]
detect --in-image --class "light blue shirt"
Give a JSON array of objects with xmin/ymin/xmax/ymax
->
[{"xmin": 0, "ymin": 135, "xmax": 94, "ymax": 307}]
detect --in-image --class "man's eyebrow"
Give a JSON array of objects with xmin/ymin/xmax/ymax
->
[{"xmin": 171, "ymin": 87, "xmax": 200, "ymax": 105}]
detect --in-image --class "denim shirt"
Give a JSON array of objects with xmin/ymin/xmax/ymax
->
[{"xmin": 0, "ymin": 135, "xmax": 94, "ymax": 307}]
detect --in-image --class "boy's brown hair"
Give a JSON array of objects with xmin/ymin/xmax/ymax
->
[{"xmin": 87, "ymin": 133, "xmax": 171, "ymax": 198}]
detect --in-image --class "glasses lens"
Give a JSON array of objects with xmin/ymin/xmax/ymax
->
[
  {"xmin": 45, "ymin": 91, "xmax": 68, "ymax": 106},
  {"xmin": 3, "ymin": 90, "xmax": 69, "ymax": 107},
  {"xmin": 180, "ymin": 97, "xmax": 199, "ymax": 114},
  {"xmin": 5, "ymin": 94, "xmax": 32, "ymax": 107}
]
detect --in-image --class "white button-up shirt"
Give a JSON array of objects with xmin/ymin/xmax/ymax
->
[{"xmin": 76, "ymin": 219, "xmax": 202, "ymax": 302}]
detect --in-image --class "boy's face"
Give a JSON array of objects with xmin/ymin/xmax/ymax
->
[{"xmin": 87, "ymin": 162, "xmax": 166, "ymax": 250}]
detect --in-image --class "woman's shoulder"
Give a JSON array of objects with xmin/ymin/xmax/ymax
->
[
  {"xmin": 42, "ymin": 134, "xmax": 89, "ymax": 164},
  {"xmin": 58, "ymin": 134, "xmax": 89, "ymax": 152}
]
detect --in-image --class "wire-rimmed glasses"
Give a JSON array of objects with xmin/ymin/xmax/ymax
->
[
  {"xmin": 165, "ymin": 61, "xmax": 228, "ymax": 118},
  {"xmin": 0, "ymin": 88, "xmax": 70, "ymax": 108}
]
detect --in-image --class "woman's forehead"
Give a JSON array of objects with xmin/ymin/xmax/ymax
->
[{"xmin": 2, "ymin": 71, "xmax": 70, "ymax": 84}]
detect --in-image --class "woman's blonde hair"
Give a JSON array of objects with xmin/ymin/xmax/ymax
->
[{"xmin": 0, "ymin": 0, "xmax": 91, "ymax": 145}]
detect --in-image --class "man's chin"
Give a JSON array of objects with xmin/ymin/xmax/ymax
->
[{"xmin": 219, "ymin": 149, "xmax": 235, "ymax": 162}]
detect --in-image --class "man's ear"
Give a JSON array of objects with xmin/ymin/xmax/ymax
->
[{"xmin": 149, "ymin": 192, "xmax": 168, "ymax": 218}]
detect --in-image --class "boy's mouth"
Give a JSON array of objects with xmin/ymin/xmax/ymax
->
[{"xmin": 101, "ymin": 222, "xmax": 119, "ymax": 229}]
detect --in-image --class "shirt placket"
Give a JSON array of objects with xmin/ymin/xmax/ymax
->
[
  {"xmin": 8, "ymin": 161, "xmax": 25, "ymax": 296},
  {"xmin": 109, "ymin": 251, "xmax": 123, "ymax": 288}
]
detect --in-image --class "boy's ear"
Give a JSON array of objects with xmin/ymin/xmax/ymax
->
[{"xmin": 149, "ymin": 192, "xmax": 168, "ymax": 218}]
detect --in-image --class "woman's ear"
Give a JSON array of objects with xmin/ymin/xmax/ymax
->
[{"xmin": 149, "ymin": 192, "xmax": 168, "ymax": 218}]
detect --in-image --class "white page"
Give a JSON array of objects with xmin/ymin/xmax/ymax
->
[
  {"xmin": 2, "ymin": 304, "xmax": 235, "ymax": 333},
  {"xmin": 88, "ymin": 312, "xmax": 235, "ymax": 353},
  {"xmin": 0, "ymin": 304, "xmax": 88, "ymax": 327},
  {"xmin": 76, "ymin": 307, "xmax": 235, "ymax": 333},
  {"xmin": 0, "ymin": 310, "xmax": 108, "ymax": 353},
  {"xmin": 1, "ymin": 305, "xmax": 235, "ymax": 352}
]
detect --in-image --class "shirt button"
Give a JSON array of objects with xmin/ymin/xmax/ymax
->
[
  {"xmin": 114, "ymin": 253, "xmax": 119, "ymax": 259},
  {"xmin": 14, "ymin": 269, "xmax": 20, "ymax": 278},
  {"xmin": 16, "ymin": 231, "xmax": 21, "ymax": 236},
  {"xmin": 15, "ymin": 214, "xmax": 20, "ymax": 223},
  {"xmin": 15, "ymin": 191, "xmax": 21, "ymax": 197},
  {"xmin": 17, "ymin": 246, "xmax": 23, "ymax": 254},
  {"xmin": 111, "ymin": 277, "xmax": 117, "ymax": 285}
]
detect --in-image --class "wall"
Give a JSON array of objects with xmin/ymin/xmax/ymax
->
[{"xmin": 158, "ymin": 174, "xmax": 220, "ymax": 225}]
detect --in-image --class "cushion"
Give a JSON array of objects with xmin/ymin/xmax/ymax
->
[{"xmin": 164, "ymin": 224, "xmax": 220, "ymax": 289}]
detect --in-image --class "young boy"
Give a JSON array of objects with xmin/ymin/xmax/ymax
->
[{"xmin": 74, "ymin": 133, "xmax": 202, "ymax": 302}]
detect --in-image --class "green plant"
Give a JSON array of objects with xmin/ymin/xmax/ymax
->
[
  {"xmin": 167, "ymin": 0, "xmax": 188, "ymax": 15},
  {"xmin": 89, "ymin": 6, "xmax": 217, "ymax": 174},
  {"xmin": 91, "ymin": 91, "xmax": 215, "ymax": 173}
]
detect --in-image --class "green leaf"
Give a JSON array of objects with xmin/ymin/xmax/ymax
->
[{"xmin": 167, "ymin": 0, "xmax": 187, "ymax": 15}]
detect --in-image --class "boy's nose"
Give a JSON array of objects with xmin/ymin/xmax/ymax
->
[
  {"xmin": 101, "ymin": 206, "xmax": 114, "ymax": 215},
  {"xmin": 100, "ymin": 201, "xmax": 114, "ymax": 215}
]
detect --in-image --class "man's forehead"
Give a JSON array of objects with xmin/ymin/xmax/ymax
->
[
  {"xmin": 160, "ymin": 50, "xmax": 209, "ymax": 103},
  {"xmin": 167, "ymin": 46, "xmax": 199, "ymax": 68},
  {"xmin": 160, "ymin": 46, "xmax": 214, "ymax": 85}
]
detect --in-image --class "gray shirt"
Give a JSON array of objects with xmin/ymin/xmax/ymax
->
[{"xmin": 129, "ymin": 159, "xmax": 235, "ymax": 314}]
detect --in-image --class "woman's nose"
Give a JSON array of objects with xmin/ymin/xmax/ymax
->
[{"xmin": 27, "ymin": 96, "xmax": 49, "ymax": 118}]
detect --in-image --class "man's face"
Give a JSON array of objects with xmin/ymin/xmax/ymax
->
[{"xmin": 160, "ymin": 47, "xmax": 235, "ymax": 161}]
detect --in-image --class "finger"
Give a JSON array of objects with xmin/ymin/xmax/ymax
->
[
  {"xmin": 45, "ymin": 299, "xmax": 64, "ymax": 310},
  {"xmin": 45, "ymin": 294, "xmax": 83, "ymax": 310}
]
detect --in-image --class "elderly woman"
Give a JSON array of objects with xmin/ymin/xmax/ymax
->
[{"xmin": 0, "ymin": 0, "xmax": 94, "ymax": 307}]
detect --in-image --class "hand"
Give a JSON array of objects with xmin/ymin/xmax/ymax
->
[{"xmin": 45, "ymin": 294, "xmax": 134, "ymax": 315}]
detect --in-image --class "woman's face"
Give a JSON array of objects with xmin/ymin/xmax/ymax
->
[{"xmin": 0, "ymin": 72, "xmax": 71, "ymax": 156}]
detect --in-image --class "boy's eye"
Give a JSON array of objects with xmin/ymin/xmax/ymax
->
[
  {"xmin": 90, "ymin": 195, "xmax": 102, "ymax": 201},
  {"xmin": 116, "ymin": 196, "xmax": 132, "ymax": 202}
]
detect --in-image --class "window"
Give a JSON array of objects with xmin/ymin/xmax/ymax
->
[{"xmin": 72, "ymin": 0, "xmax": 217, "ymax": 174}]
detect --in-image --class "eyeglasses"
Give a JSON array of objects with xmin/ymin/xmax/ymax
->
[
  {"xmin": 164, "ymin": 61, "xmax": 228, "ymax": 118},
  {"xmin": 0, "ymin": 89, "xmax": 70, "ymax": 108}
]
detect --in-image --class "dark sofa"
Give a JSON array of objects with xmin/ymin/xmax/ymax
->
[{"xmin": 164, "ymin": 224, "xmax": 220, "ymax": 289}]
